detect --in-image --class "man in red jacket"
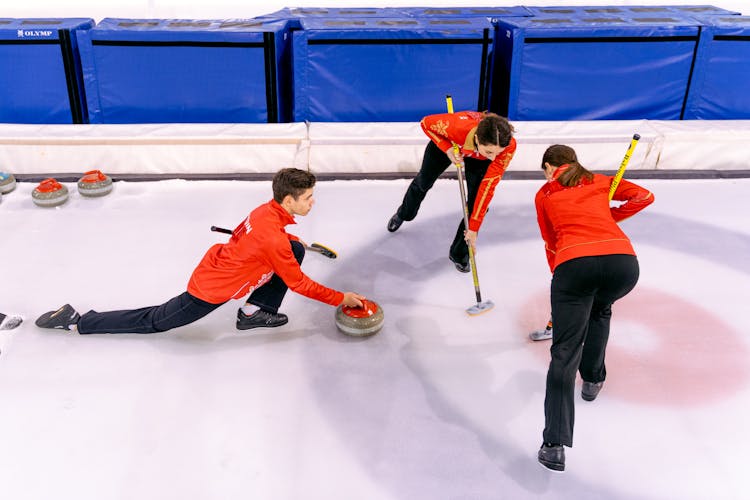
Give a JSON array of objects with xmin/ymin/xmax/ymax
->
[
  {"xmin": 387, "ymin": 110, "xmax": 516, "ymax": 272},
  {"xmin": 35, "ymin": 168, "xmax": 365, "ymax": 334}
]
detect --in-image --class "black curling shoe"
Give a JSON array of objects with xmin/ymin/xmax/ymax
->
[
  {"xmin": 449, "ymin": 255, "xmax": 471, "ymax": 273},
  {"xmin": 387, "ymin": 213, "xmax": 403, "ymax": 232},
  {"xmin": 35, "ymin": 304, "xmax": 80, "ymax": 331},
  {"xmin": 582, "ymin": 381, "xmax": 604, "ymax": 401},
  {"xmin": 236, "ymin": 309, "xmax": 288, "ymax": 331},
  {"xmin": 538, "ymin": 443, "xmax": 565, "ymax": 472}
]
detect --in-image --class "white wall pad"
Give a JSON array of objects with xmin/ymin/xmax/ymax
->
[
  {"xmin": 512, "ymin": 120, "xmax": 661, "ymax": 172},
  {"xmin": 307, "ymin": 122, "xmax": 428, "ymax": 175},
  {"xmin": 0, "ymin": 123, "xmax": 308, "ymax": 176},
  {"xmin": 652, "ymin": 120, "xmax": 750, "ymax": 172},
  {"xmin": 3, "ymin": 120, "xmax": 750, "ymax": 178}
]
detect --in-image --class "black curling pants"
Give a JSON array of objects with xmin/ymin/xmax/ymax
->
[
  {"xmin": 78, "ymin": 292, "xmax": 223, "ymax": 334},
  {"xmin": 395, "ymin": 141, "xmax": 490, "ymax": 264},
  {"xmin": 543, "ymin": 254, "xmax": 639, "ymax": 447},
  {"xmin": 78, "ymin": 241, "xmax": 305, "ymax": 334}
]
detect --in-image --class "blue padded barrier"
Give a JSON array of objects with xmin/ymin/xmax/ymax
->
[
  {"xmin": 684, "ymin": 15, "xmax": 750, "ymax": 119},
  {"xmin": 78, "ymin": 18, "xmax": 291, "ymax": 124},
  {"xmin": 664, "ymin": 5, "xmax": 741, "ymax": 16},
  {"xmin": 257, "ymin": 7, "xmax": 411, "ymax": 30},
  {"xmin": 401, "ymin": 6, "xmax": 532, "ymax": 18},
  {"xmin": 397, "ymin": 7, "xmax": 533, "ymax": 118},
  {"xmin": 492, "ymin": 14, "xmax": 701, "ymax": 120},
  {"xmin": 292, "ymin": 17, "xmax": 494, "ymax": 122},
  {"xmin": 0, "ymin": 18, "xmax": 94, "ymax": 124},
  {"xmin": 526, "ymin": 5, "xmax": 740, "ymax": 17},
  {"xmin": 255, "ymin": 8, "xmax": 412, "ymax": 121}
]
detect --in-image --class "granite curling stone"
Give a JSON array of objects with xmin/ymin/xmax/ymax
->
[
  {"xmin": 77, "ymin": 169, "xmax": 113, "ymax": 197},
  {"xmin": 0, "ymin": 172, "xmax": 16, "ymax": 194},
  {"xmin": 335, "ymin": 299, "xmax": 384, "ymax": 337},
  {"xmin": 32, "ymin": 178, "xmax": 69, "ymax": 207}
]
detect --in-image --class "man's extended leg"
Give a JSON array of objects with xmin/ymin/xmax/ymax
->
[{"xmin": 36, "ymin": 292, "xmax": 223, "ymax": 334}]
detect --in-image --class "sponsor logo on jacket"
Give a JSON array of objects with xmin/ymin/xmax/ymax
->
[{"xmin": 247, "ymin": 271, "xmax": 274, "ymax": 295}]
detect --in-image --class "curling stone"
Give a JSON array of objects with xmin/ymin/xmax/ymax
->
[
  {"xmin": 335, "ymin": 299, "xmax": 384, "ymax": 337},
  {"xmin": 32, "ymin": 178, "xmax": 69, "ymax": 207},
  {"xmin": 0, "ymin": 172, "xmax": 16, "ymax": 194},
  {"xmin": 77, "ymin": 169, "xmax": 113, "ymax": 197}
]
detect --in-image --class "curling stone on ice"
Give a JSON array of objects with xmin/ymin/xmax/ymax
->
[
  {"xmin": 32, "ymin": 178, "xmax": 69, "ymax": 207},
  {"xmin": 78, "ymin": 169, "xmax": 113, "ymax": 197},
  {"xmin": 335, "ymin": 299, "xmax": 384, "ymax": 337},
  {"xmin": 0, "ymin": 172, "xmax": 16, "ymax": 194}
]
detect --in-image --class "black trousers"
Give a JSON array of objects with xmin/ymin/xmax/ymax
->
[
  {"xmin": 543, "ymin": 254, "xmax": 640, "ymax": 447},
  {"xmin": 78, "ymin": 291, "xmax": 223, "ymax": 334},
  {"xmin": 78, "ymin": 241, "xmax": 305, "ymax": 334},
  {"xmin": 396, "ymin": 141, "xmax": 490, "ymax": 264}
]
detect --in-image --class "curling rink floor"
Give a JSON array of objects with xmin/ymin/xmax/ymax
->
[{"xmin": 0, "ymin": 176, "xmax": 748, "ymax": 500}]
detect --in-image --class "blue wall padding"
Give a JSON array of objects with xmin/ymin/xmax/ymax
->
[
  {"xmin": 684, "ymin": 16, "xmax": 750, "ymax": 119},
  {"xmin": 257, "ymin": 7, "xmax": 412, "ymax": 29},
  {"xmin": 0, "ymin": 18, "xmax": 94, "ymax": 123},
  {"xmin": 293, "ymin": 17, "xmax": 494, "ymax": 122},
  {"xmin": 526, "ymin": 5, "xmax": 740, "ymax": 16},
  {"xmin": 492, "ymin": 14, "xmax": 701, "ymax": 120},
  {"xmin": 400, "ymin": 6, "xmax": 532, "ymax": 18},
  {"xmin": 78, "ymin": 18, "xmax": 291, "ymax": 124}
]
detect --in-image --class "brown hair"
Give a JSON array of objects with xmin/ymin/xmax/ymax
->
[
  {"xmin": 476, "ymin": 113, "xmax": 514, "ymax": 148},
  {"xmin": 541, "ymin": 144, "xmax": 593, "ymax": 187},
  {"xmin": 272, "ymin": 168, "xmax": 316, "ymax": 203}
]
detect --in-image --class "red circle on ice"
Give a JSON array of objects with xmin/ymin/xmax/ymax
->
[{"xmin": 520, "ymin": 287, "xmax": 749, "ymax": 406}]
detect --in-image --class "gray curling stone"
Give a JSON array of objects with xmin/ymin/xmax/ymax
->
[
  {"xmin": 32, "ymin": 178, "xmax": 69, "ymax": 207},
  {"xmin": 335, "ymin": 300, "xmax": 384, "ymax": 337},
  {"xmin": 0, "ymin": 172, "xmax": 16, "ymax": 194},
  {"xmin": 77, "ymin": 169, "xmax": 113, "ymax": 197}
]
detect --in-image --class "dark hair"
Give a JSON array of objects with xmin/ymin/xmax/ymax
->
[
  {"xmin": 541, "ymin": 144, "xmax": 594, "ymax": 187},
  {"xmin": 272, "ymin": 168, "xmax": 316, "ymax": 203},
  {"xmin": 476, "ymin": 113, "xmax": 514, "ymax": 148}
]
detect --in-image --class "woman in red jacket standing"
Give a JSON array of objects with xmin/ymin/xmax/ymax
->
[
  {"xmin": 535, "ymin": 145, "xmax": 654, "ymax": 473},
  {"xmin": 387, "ymin": 111, "xmax": 516, "ymax": 272}
]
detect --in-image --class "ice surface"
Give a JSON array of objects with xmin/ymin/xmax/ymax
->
[{"xmin": 0, "ymin": 177, "xmax": 748, "ymax": 499}]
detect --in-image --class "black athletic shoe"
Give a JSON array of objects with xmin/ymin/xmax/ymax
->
[
  {"xmin": 35, "ymin": 304, "xmax": 80, "ymax": 331},
  {"xmin": 236, "ymin": 309, "xmax": 288, "ymax": 330},
  {"xmin": 387, "ymin": 213, "xmax": 403, "ymax": 232},
  {"xmin": 449, "ymin": 255, "xmax": 471, "ymax": 273},
  {"xmin": 0, "ymin": 314, "xmax": 23, "ymax": 331},
  {"xmin": 582, "ymin": 381, "xmax": 604, "ymax": 401},
  {"xmin": 538, "ymin": 443, "xmax": 565, "ymax": 472}
]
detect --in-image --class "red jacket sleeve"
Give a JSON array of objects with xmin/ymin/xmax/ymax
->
[
  {"xmin": 261, "ymin": 230, "xmax": 344, "ymax": 306},
  {"xmin": 610, "ymin": 179, "xmax": 655, "ymax": 222},
  {"xmin": 535, "ymin": 189, "xmax": 558, "ymax": 273},
  {"xmin": 468, "ymin": 138, "xmax": 516, "ymax": 231}
]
